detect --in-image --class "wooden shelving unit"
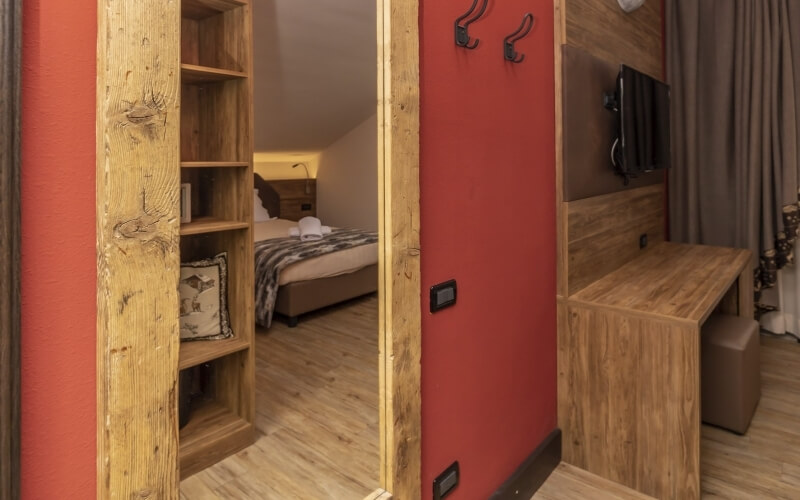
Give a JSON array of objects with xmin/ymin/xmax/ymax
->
[
  {"xmin": 180, "ymin": 217, "xmax": 250, "ymax": 236},
  {"xmin": 180, "ymin": 337, "xmax": 250, "ymax": 370},
  {"xmin": 181, "ymin": 161, "xmax": 249, "ymax": 168},
  {"xmin": 178, "ymin": 0, "xmax": 255, "ymax": 479},
  {"xmin": 181, "ymin": 63, "xmax": 247, "ymax": 84}
]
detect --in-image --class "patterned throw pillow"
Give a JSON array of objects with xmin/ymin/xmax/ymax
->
[{"xmin": 179, "ymin": 253, "xmax": 233, "ymax": 341}]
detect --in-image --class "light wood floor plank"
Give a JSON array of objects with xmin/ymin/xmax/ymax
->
[
  {"xmin": 699, "ymin": 336, "xmax": 800, "ymax": 499},
  {"xmin": 533, "ymin": 463, "xmax": 654, "ymax": 499},
  {"xmin": 181, "ymin": 295, "xmax": 379, "ymax": 499}
]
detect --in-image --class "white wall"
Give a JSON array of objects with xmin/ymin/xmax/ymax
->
[
  {"xmin": 316, "ymin": 114, "xmax": 377, "ymax": 231},
  {"xmin": 253, "ymin": 151, "xmax": 320, "ymax": 180}
]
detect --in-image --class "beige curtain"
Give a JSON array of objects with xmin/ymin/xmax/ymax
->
[{"xmin": 667, "ymin": 0, "xmax": 800, "ymax": 315}]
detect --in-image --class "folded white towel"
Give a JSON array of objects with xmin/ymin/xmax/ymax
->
[
  {"xmin": 297, "ymin": 216, "xmax": 329, "ymax": 241},
  {"xmin": 289, "ymin": 225, "xmax": 331, "ymax": 238}
]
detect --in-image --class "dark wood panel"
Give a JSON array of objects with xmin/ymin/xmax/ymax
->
[
  {"xmin": 489, "ymin": 430, "xmax": 561, "ymax": 499},
  {"xmin": 268, "ymin": 179, "xmax": 317, "ymax": 200},
  {"xmin": 266, "ymin": 179, "xmax": 317, "ymax": 222},
  {"xmin": 565, "ymin": 0, "xmax": 662, "ymax": 78},
  {"xmin": 0, "ymin": 0, "xmax": 21, "ymax": 498},
  {"xmin": 562, "ymin": 44, "xmax": 664, "ymax": 202}
]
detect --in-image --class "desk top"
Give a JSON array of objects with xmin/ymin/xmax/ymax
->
[{"xmin": 570, "ymin": 242, "xmax": 752, "ymax": 323}]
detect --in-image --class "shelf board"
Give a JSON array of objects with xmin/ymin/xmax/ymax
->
[
  {"xmin": 181, "ymin": 161, "xmax": 249, "ymax": 168},
  {"xmin": 180, "ymin": 337, "xmax": 249, "ymax": 370},
  {"xmin": 181, "ymin": 63, "xmax": 247, "ymax": 84},
  {"xmin": 182, "ymin": 0, "xmax": 247, "ymax": 20},
  {"xmin": 180, "ymin": 399, "xmax": 253, "ymax": 478},
  {"xmin": 180, "ymin": 217, "xmax": 249, "ymax": 236}
]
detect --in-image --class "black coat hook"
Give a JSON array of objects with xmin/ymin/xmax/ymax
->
[
  {"xmin": 455, "ymin": 0, "xmax": 489, "ymax": 49},
  {"xmin": 503, "ymin": 13, "xmax": 535, "ymax": 63}
]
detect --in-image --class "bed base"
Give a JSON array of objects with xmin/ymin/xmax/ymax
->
[{"xmin": 274, "ymin": 264, "xmax": 378, "ymax": 327}]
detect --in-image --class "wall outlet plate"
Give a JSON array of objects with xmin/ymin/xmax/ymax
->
[
  {"xmin": 430, "ymin": 280, "xmax": 457, "ymax": 313},
  {"xmin": 433, "ymin": 461, "xmax": 459, "ymax": 500}
]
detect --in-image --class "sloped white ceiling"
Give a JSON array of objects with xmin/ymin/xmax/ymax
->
[{"xmin": 253, "ymin": 0, "xmax": 377, "ymax": 151}]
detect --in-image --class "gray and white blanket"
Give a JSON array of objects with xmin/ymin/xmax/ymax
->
[{"xmin": 254, "ymin": 228, "xmax": 378, "ymax": 327}]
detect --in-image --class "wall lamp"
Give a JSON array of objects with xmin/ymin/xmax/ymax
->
[{"xmin": 292, "ymin": 163, "xmax": 311, "ymax": 194}]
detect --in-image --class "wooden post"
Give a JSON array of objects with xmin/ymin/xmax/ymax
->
[
  {"xmin": 0, "ymin": 0, "xmax": 22, "ymax": 498},
  {"xmin": 96, "ymin": 0, "xmax": 181, "ymax": 498},
  {"xmin": 377, "ymin": 0, "xmax": 421, "ymax": 497}
]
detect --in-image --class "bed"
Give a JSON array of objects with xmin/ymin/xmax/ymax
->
[{"xmin": 253, "ymin": 173, "xmax": 378, "ymax": 328}]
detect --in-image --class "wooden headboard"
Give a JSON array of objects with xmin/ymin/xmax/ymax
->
[{"xmin": 253, "ymin": 174, "xmax": 317, "ymax": 222}]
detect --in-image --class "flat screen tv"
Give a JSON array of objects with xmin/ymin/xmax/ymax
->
[{"xmin": 609, "ymin": 64, "xmax": 671, "ymax": 184}]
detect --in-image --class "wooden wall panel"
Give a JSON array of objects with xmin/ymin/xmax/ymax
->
[
  {"xmin": 268, "ymin": 179, "xmax": 317, "ymax": 221},
  {"xmin": 377, "ymin": 0, "xmax": 421, "ymax": 497},
  {"xmin": 558, "ymin": 302, "xmax": 701, "ymax": 499},
  {"xmin": 96, "ymin": 0, "xmax": 181, "ymax": 497},
  {"xmin": 0, "ymin": 0, "xmax": 21, "ymax": 497},
  {"xmin": 554, "ymin": 0, "xmax": 664, "ymax": 298},
  {"xmin": 566, "ymin": 184, "xmax": 664, "ymax": 295},
  {"xmin": 564, "ymin": 0, "xmax": 662, "ymax": 77}
]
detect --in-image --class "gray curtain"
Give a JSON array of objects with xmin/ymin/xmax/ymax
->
[{"xmin": 667, "ymin": 0, "xmax": 800, "ymax": 313}]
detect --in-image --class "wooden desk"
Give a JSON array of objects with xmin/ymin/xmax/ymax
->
[{"xmin": 558, "ymin": 242, "xmax": 753, "ymax": 499}]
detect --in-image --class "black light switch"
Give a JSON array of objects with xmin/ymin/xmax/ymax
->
[
  {"xmin": 430, "ymin": 280, "xmax": 457, "ymax": 313},
  {"xmin": 301, "ymin": 203, "xmax": 312, "ymax": 211}
]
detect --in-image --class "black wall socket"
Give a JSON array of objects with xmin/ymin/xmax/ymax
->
[
  {"xmin": 433, "ymin": 461, "xmax": 459, "ymax": 500},
  {"xmin": 639, "ymin": 233, "xmax": 648, "ymax": 249}
]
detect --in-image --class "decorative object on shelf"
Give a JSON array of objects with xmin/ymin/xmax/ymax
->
[
  {"xmin": 179, "ymin": 252, "xmax": 233, "ymax": 341},
  {"xmin": 503, "ymin": 13, "xmax": 535, "ymax": 63},
  {"xmin": 617, "ymin": 0, "xmax": 645, "ymax": 13},
  {"xmin": 292, "ymin": 162, "xmax": 312, "ymax": 194},
  {"xmin": 454, "ymin": 0, "xmax": 489, "ymax": 49},
  {"xmin": 180, "ymin": 182, "xmax": 192, "ymax": 224}
]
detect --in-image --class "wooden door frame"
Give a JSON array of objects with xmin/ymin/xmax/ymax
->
[
  {"xmin": 1, "ymin": 0, "xmax": 22, "ymax": 498},
  {"xmin": 96, "ymin": 0, "xmax": 421, "ymax": 498}
]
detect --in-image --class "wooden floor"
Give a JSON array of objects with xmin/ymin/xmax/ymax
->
[
  {"xmin": 181, "ymin": 295, "xmax": 380, "ymax": 499},
  {"xmin": 533, "ymin": 463, "xmax": 653, "ymax": 499},
  {"xmin": 537, "ymin": 336, "xmax": 800, "ymax": 499},
  {"xmin": 701, "ymin": 335, "xmax": 800, "ymax": 499}
]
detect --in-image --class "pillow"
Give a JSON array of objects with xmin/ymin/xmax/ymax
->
[
  {"xmin": 179, "ymin": 253, "xmax": 233, "ymax": 341},
  {"xmin": 254, "ymin": 189, "xmax": 271, "ymax": 222}
]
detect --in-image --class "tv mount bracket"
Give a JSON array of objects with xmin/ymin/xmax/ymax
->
[{"xmin": 603, "ymin": 92, "xmax": 618, "ymax": 112}]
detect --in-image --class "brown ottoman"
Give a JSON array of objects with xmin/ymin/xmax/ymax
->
[{"xmin": 701, "ymin": 314, "xmax": 761, "ymax": 434}]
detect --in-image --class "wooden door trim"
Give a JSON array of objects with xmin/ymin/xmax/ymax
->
[
  {"xmin": 96, "ymin": 0, "xmax": 422, "ymax": 496},
  {"xmin": 377, "ymin": 0, "xmax": 421, "ymax": 497},
  {"xmin": 96, "ymin": 0, "xmax": 182, "ymax": 497},
  {"xmin": 0, "ymin": 0, "xmax": 22, "ymax": 498}
]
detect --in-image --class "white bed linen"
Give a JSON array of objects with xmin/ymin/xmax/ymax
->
[{"xmin": 254, "ymin": 219, "xmax": 378, "ymax": 286}]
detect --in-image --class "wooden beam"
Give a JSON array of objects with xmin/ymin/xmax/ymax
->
[
  {"xmin": 377, "ymin": 0, "xmax": 421, "ymax": 497},
  {"xmin": 0, "ymin": 0, "xmax": 21, "ymax": 498},
  {"xmin": 96, "ymin": 0, "xmax": 181, "ymax": 498}
]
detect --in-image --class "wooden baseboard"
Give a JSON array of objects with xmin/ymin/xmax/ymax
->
[
  {"xmin": 363, "ymin": 489, "xmax": 392, "ymax": 500},
  {"xmin": 489, "ymin": 429, "xmax": 561, "ymax": 499}
]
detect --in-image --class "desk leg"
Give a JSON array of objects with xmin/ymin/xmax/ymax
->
[
  {"xmin": 558, "ymin": 304, "xmax": 701, "ymax": 499},
  {"xmin": 737, "ymin": 267, "xmax": 754, "ymax": 320},
  {"xmin": 718, "ymin": 268, "xmax": 754, "ymax": 320}
]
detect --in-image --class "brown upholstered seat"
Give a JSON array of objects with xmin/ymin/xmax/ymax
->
[{"xmin": 701, "ymin": 314, "xmax": 761, "ymax": 434}]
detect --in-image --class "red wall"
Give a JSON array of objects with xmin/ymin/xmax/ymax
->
[
  {"xmin": 419, "ymin": 0, "xmax": 557, "ymax": 498},
  {"xmin": 20, "ymin": 0, "xmax": 97, "ymax": 498},
  {"xmin": 19, "ymin": 1, "xmax": 555, "ymax": 498}
]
